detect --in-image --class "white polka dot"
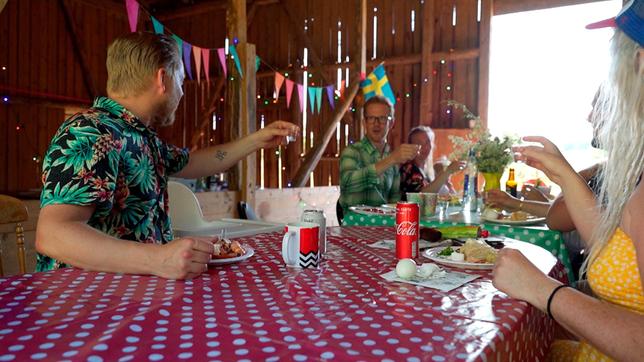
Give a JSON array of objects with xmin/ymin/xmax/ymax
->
[
  {"xmin": 30, "ymin": 353, "xmax": 47, "ymax": 360},
  {"xmin": 371, "ymin": 349, "xmax": 385, "ymax": 356},
  {"xmin": 0, "ymin": 355, "xmax": 15, "ymax": 361},
  {"xmin": 177, "ymin": 352, "xmax": 192, "ymax": 359},
  {"xmin": 262, "ymin": 347, "xmax": 276, "ymax": 353},
  {"xmin": 293, "ymin": 355, "xmax": 307, "ymax": 362},
  {"xmin": 148, "ymin": 354, "xmax": 164, "ymax": 361},
  {"xmin": 87, "ymin": 356, "xmax": 103, "ymax": 362},
  {"xmin": 235, "ymin": 349, "xmax": 249, "ymax": 356},
  {"xmin": 39, "ymin": 343, "xmax": 54, "ymax": 350},
  {"xmin": 321, "ymin": 352, "xmax": 334, "ymax": 359},
  {"xmin": 62, "ymin": 351, "xmax": 78, "ymax": 358}
]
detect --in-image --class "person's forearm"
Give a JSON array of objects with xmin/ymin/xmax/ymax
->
[
  {"xmin": 374, "ymin": 156, "xmax": 396, "ymax": 175},
  {"xmin": 517, "ymin": 200, "xmax": 550, "ymax": 218},
  {"xmin": 174, "ymin": 133, "xmax": 259, "ymax": 178},
  {"xmin": 557, "ymin": 172, "xmax": 599, "ymax": 243},
  {"xmin": 36, "ymin": 219, "xmax": 158, "ymax": 275},
  {"xmin": 534, "ymin": 281, "xmax": 644, "ymax": 361},
  {"xmin": 546, "ymin": 197, "xmax": 576, "ymax": 231},
  {"xmin": 423, "ymin": 170, "xmax": 451, "ymax": 193}
]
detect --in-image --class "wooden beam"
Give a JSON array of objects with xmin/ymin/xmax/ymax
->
[
  {"xmin": 189, "ymin": 77, "xmax": 226, "ymax": 151},
  {"xmin": 292, "ymin": 79, "xmax": 361, "ymax": 187},
  {"xmin": 419, "ymin": 0, "xmax": 436, "ymax": 125},
  {"xmin": 58, "ymin": 0, "xmax": 98, "ymax": 101},
  {"xmin": 155, "ymin": 0, "xmax": 278, "ymax": 21},
  {"xmin": 292, "ymin": 0, "xmax": 367, "ymax": 188},
  {"xmin": 276, "ymin": 0, "xmax": 336, "ymax": 88},
  {"xmin": 226, "ymin": 0, "xmax": 256, "ymax": 207},
  {"xmin": 478, "ymin": 0, "xmax": 492, "ymax": 127},
  {"xmin": 255, "ymin": 49, "xmax": 480, "ymax": 79}
]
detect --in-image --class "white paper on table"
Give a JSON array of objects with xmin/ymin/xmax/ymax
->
[
  {"xmin": 380, "ymin": 270, "xmax": 479, "ymax": 292},
  {"xmin": 369, "ymin": 239, "xmax": 450, "ymax": 251}
]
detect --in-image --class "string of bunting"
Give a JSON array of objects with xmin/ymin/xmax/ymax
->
[{"xmin": 124, "ymin": 0, "xmax": 343, "ymax": 114}]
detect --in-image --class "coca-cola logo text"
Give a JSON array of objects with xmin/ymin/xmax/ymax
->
[{"xmin": 396, "ymin": 221, "xmax": 418, "ymax": 236}]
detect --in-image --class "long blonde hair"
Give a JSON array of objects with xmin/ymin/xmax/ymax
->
[{"xmin": 583, "ymin": 30, "xmax": 644, "ymax": 274}]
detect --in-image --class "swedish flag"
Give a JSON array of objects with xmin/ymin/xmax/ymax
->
[{"xmin": 361, "ymin": 63, "xmax": 396, "ymax": 105}]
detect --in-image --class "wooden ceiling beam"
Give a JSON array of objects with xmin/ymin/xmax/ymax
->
[
  {"xmin": 256, "ymin": 48, "xmax": 480, "ymax": 79},
  {"xmin": 154, "ymin": 0, "xmax": 278, "ymax": 21}
]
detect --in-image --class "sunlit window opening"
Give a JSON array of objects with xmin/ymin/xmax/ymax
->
[{"xmin": 488, "ymin": 0, "xmax": 620, "ymax": 190}]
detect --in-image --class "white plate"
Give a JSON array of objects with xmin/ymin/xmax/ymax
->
[
  {"xmin": 380, "ymin": 203, "xmax": 397, "ymax": 210},
  {"xmin": 480, "ymin": 215, "xmax": 546, "ymax": 226},
  {"xmin": 424, "ymin": 246, "xmax": 494, "ymax": 270},
  {"xmin": 209, "ymin": 246, "xmax": 255, "ymax": 265},
  {"xmin": 349, "ymin": 205, "xmax": 396, "ymax": 216}
]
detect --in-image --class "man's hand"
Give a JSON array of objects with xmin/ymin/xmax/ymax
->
[
  {"xmin": 155, "ymin": 236, "xmax": 216, "ymax": 280},
  {"xmin": 389, "ymin": 144, "xmax": 421, "ymax": 164},
  {"xmin": 251, "ymin": 121, "xmax": 300, "ymax": 149}
]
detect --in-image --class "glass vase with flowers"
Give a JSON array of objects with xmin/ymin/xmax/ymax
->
[{"xmin": 446, "ymin": 101, "xmax": 515, "ymax": 192}]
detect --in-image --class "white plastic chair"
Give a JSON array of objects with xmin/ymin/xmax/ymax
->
[{"xmin": 167, "ymin": 181, "xmax": 220, "ymax": 231}]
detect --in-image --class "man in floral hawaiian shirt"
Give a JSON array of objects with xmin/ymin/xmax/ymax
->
[
  {"xmin": 36, "ymin": 32, "xmax": 298, "ymax": 280},
  {"xmin": 338, "ymin": 96, "xmax": 420, "ymax": 217}
]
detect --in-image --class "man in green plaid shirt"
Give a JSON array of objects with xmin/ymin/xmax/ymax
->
[{"xmin": 339, "ymin": 96, "xmax": 421, "ymax": 217}]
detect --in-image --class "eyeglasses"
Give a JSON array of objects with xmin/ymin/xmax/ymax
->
[{"xmin": 364, "ymin": 115, "xmax": 392, "ymax": 124}]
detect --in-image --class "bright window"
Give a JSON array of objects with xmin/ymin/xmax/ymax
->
[{"xmin": 488, "ymin": 0, "xmax": 620, "ymax": 192}]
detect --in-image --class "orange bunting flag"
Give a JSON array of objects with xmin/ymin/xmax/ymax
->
[
  {"xmin": 285, "ymin": 79, "xmax": 294, "ymax": 108},
  {"xmin": 193, "ymin": 45, "xmax": 202, "ymax": 83},
  {"xmin": 202, "ymin": 48, "xmax": 210, "ymax": 84},
  {"xmin": 274, "ymin": 73, "xmax": 285, "ymax": 100}
]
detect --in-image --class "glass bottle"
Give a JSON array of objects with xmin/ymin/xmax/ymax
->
[{"xmin": 506, "ymin": 168, "xmax": 518, "ymax": 197}]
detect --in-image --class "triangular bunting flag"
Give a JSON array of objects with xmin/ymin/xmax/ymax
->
[
  {"xmin": 151, "ymin": 16, "xmax": 163, "ymax": 34},
  {"xmin": 285, "ymin": 79, "xmax": 294, "ymax": 108},
  {"xmin": 125, "ymin": 0, "xmax": 139, "ymax": 32},
  {"xmin": 255, "ymin": 56, "xmax": 260, "ymax": 73},
  {"xmin": 315, "ymin": 87, "xmax": 323, "ymax": 114},
  {"xmin": 274, "ymin": 73, "xmax": 284, "ymax": 100},
  {"xmin": 361, "ymin": 63, "xmax": 396, "ymax": 105},
  {"xmin": 202, "ymin": 48, "xmax": 210, "ymax": 83},
  {"xmin": 172, "ymin": 34, "xmax": 183, "ymax": 57},
  {"xmin": 216, "ymin": 48, "xmax": 227, "ymax": 77},
  {"xmin": 325, "ymin": 85, "xmax": 335, "ymax": 109},
  {"xmin": 308, "ymin": 87, "xmax": 316, "ymax": 114},
  {"xmin": 193, "ymin": 45, "xmax": 202, "ymax": 83},
  {"xmin": 297, "ymin": 84, "xmax": 304, "ymax": 113},
  {"xmin": 182, "ymin": 42, "xmax": 193, "ymax": 80},
  {"xmin": 228, "ymin": 45, "xmax": 243, "ymax": 78}
]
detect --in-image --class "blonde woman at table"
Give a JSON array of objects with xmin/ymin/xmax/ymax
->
[
  {"xmin": 492, "ymin": 2, "xmax": 644, "ymax": 361},
  {"xmin": 35, "ymin": 32, "xmax": 299, "ymax": 280},
  {"xmin": 399, "ymin": 126, "xmax": 465, "ymax": 195}
]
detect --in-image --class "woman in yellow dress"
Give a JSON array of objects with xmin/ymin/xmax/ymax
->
[{"xmin": 491, "ymin": 1, "xmax": 644, "ymax": 361}]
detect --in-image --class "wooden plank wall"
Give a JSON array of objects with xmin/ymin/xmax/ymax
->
[{"xmin": 1, "ymin": 0, "xmax": 487, "ymax": 194}]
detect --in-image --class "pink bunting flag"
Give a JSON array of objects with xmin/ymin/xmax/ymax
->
[
  {"xmin": 202, "ymin": 48, "xmax": 210, "ymax": 84},
  {"xmin": 192, "ymin": 46, "xmax": 202, "ymax": 83},
  {"xmin": 217, "ymin": 48, "xmax": 227, "ymax": 77},
  {"xmin": 125, "ymin": 0, "xmax": 139, "ymax": 32},
  {"xmin": 274, "ymin": 73, "xmax": 285, "ymax": 100},
  {"xmin": 285, "ymin": 79, "xmax": 294, "ymax": 108},
  {"xmin": 296, "ymin": 84, "xmax": 304, "ymax": 113}
]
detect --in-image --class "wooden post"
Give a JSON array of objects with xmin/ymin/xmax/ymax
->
[
  {"xmin": 358, "ymin": 0, "xmax": 367, "ymax": 140},
  {"xmin": 226, "ymin": 0, "xmax": 257, "ymax": 208},
  {"xmin": 420, "ymin": 0, "xmax": 436, "ymax": 125},
  {"xmin": 478, "ymin": 0, "xmax": 493, "ymax": 128},
  {"xmin": 59, "ymin": 0, "xmax": 97, "ymax": 100}
]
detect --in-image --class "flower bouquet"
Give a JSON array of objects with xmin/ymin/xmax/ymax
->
[{"xmin": 446, "ymin": 101, "xmax": 515, "ymax": 190}]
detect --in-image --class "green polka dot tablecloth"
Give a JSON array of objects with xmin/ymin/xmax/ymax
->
[{"xmin": 342, "ymin": 210, "xmax": 573, "ymax": 283}]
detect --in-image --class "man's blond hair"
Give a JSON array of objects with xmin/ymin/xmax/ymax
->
[{"xmin": 106, "ymin": 32, "xmax": 181, "ymax": 96}]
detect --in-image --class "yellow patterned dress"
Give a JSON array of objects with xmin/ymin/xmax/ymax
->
[{"xmin": 548, "ymin": 228, "xmax": 644, "ymax": 361}]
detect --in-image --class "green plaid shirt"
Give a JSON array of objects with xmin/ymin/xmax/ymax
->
[{"xmin": 339, "ymin": 137, "xmax": 401, "ymax": 213}]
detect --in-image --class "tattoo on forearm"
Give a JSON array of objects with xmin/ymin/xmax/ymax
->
[{"xmin": 215, "ymin": 150, "xmax": 227, "ymax": 161}]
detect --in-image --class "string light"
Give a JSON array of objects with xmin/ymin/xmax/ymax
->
[{"xmin": 2, "ymin": 96, "xmax": 8, "ymax": 103}]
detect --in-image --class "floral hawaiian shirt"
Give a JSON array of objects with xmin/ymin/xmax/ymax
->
[
  {"xmin": 37, "ymin": 97, "xmax": 189, "ymax": 272},
  {"xmin": 399, "ymin": 160, "xmax": 428, "ymax": 195}
]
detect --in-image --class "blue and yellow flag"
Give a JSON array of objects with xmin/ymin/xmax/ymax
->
[{"xmin": 361, "ymin": 63, "xmax": 396, "ymax": 105}]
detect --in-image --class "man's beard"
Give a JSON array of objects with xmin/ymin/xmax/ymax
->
[{"xmin": 152, "ymin": 100, "xmax": 177, "ymax": 127}]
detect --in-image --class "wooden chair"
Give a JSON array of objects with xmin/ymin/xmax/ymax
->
[{"xmin": 0, "ymin": 195, "xmax": 29, "ymax": 276}]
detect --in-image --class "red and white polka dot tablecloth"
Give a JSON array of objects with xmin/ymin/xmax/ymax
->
[{"xmin": 0, "ymin": 226, "xmax": 565, "ymax": 361}]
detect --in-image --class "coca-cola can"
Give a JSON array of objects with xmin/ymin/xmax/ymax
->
[
  {"xmin": 396, "ymin": 202, "xmax": 419, "ymax": 259},
  {"xmin": 301, "ymin": 209, "xmax": 326, "ymax": 255}
]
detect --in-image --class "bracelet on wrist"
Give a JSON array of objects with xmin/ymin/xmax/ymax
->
[{"xmin": 547, "ymin": 284, "xmax": 569, "ymax": 321}]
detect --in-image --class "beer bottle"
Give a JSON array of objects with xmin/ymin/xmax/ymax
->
[{"xmin": 506, "ymin": 168, "xmax": 517, "ymax": 197}]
